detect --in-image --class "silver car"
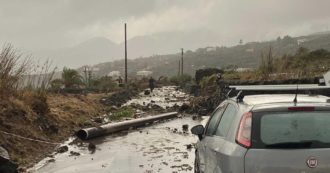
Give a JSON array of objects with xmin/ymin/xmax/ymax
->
[{"xmin": 192, "ymin": 85, "xmax": 330, "ymax": 173}]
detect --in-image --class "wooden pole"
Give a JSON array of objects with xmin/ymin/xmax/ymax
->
[
  {"xmin": 124, "ymin": 23, "xmax": 128, "ymax": 84},
  {"xmin": 178, "ymin": 60, "xmax": 181, "ymax": 76},
  {"xmin": 181, "ymin": 48, "xmax": 184, "ymax": 76}
]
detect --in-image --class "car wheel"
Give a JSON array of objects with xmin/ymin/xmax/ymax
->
[{"xmin": 194, "ymin": 152, "xmax": 200, "ymax": 173}]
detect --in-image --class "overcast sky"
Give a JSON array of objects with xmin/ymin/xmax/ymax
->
[{"xmin": 1, "ymin": 0, "xmax": 330, "ymax": 51}]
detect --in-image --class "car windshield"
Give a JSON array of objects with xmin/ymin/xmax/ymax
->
[{"xmin": 256, "ymin": 111, "xmax": 330, "ymax": 148}]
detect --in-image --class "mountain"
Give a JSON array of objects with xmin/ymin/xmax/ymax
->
[
  {"xmin": 90, "ymin": 32, "xmax": 330, "ymax": 78},
  {"xmin": 34, "ymin": 30, "xmax": 220, "ymax": 69},
  {"xmin": 35, "ymin": 37, "xmax": 121, "ymax": 69}
]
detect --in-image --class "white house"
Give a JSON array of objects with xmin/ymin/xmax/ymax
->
[{"xmin": 107, "ymin": 71, "xmax": 121, "ymax": 79}]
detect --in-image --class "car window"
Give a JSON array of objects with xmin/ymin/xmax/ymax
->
[
  {"xmin": 215, "ymin": 104, "xmax": 237, "ymax": 137},
  {"xmin": 259, "ymin": 111, "xmax": 330, "ymax": 148},
  {"xmin": 205, "ymin": 104, "xmax": 227, "ymax": 136}
]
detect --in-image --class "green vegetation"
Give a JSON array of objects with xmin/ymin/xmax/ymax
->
[
  {"xmin": 212, "ymin": 47, "xmax": 330, "ymax": 81},
  {"xmin": 89, "ymin": 33, "xmax": 330, "ymax": 78},
  {"xmin": 109, "ymin": 106, "xmax": 134, "ymax": 120},
  {"xmin": 61, "ymin": 67, "xmax": 83, "ymax": 88},
  {"xmin": 170, "ymin": 74, "xmax": 193, "ymax": 87}
]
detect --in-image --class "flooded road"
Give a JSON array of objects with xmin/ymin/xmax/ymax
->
[
  {"xmin": 33, "ymin": 117, "xmax": 201, "ymax": 173},
  {"xmin": 30, "ymin": 86, "xmax": 207, "ymax": 173}
]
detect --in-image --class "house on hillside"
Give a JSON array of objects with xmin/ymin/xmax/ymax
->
[
  {"xmin": 136, "ymin": 70, "xmax": 153, "ymax": 78},
  {"xmin": 107, "ymin": 71, "xmax": 121, "ymax": 79}
]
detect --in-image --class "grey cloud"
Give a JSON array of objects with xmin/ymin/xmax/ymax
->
[{"xmin": 0, "ymin": 0, "xmax": 330, "ymax": 60}]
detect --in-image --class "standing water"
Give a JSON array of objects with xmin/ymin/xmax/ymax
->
[{"xmin": 30, "ymin": 87, "xmax": 204, "ymax": 173}]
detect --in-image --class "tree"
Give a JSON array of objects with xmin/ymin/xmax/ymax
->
[
  {"xmin": 259, "ymin": 47, "xmax": 274, "ymax": 80},
  {"xmin": 61, "ymin": 67, "xmax": 82, "ymax": 88}
]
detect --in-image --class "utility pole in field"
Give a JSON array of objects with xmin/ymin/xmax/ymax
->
[
  {"xmin": 178, "ymin": 60, "xmax": 181, "ymax": 76},
  {"xmin": 181, "ymin": 48, "xmax": 184, "ymax": 76},
  {"xmin": 124, "ymin": 23, "xmax": 128, "ymax": 85}
]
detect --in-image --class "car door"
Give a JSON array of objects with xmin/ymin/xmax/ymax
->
[
  {"xmin": 197, "ymin": 103, "xmax": 228, "ymax": 172},
  {"xmin": 204, "ymin": 103, "xmax": 238, "ymax": 173}
]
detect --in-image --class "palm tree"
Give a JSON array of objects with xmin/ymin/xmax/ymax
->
[{"xmin": 62, "ymin": 67, "xmax": 82, "ymax": 88}]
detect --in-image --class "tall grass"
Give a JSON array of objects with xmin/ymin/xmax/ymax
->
[
  {"xmin": 0, "ymin": 44, "xmax": 31, "ymax": 97},
  {"xmin": 0, "ymin": 44, "xmax": 57, "ymax": 98}
]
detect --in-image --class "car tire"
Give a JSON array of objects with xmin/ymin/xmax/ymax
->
[{"xmin": 194, "ymin": 151, "xmax": 200, "ymax": 173}]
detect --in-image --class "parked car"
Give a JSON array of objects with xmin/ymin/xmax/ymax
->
[{"xmin": 192, "ymin": 85, "xmax": 330, "ymax": 173}]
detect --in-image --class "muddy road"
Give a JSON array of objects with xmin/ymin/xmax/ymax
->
[
  {"xmin": 33, "ymin": 117, "xmax": 201, "ymax": 173},
  {"xmin": 30, "ymin": 86, "xmax": 206, "ymax": 173}
]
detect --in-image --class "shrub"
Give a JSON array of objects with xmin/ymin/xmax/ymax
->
[
  {"xmin": 62, "ymin": 67, "xmax": 82, "ymax": 88},
  {"xmin": 170, "ymin": 74, "xmax": 192, "ymax": 87}
]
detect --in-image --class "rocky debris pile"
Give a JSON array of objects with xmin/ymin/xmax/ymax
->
[{"xmin": 124, "ymin": 86, "xmax": 190, "ymax": 113}]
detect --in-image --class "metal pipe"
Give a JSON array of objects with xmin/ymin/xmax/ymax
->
[{"xmin": 76, "ymin": 112, "xmax": 178, "ymax": 140}]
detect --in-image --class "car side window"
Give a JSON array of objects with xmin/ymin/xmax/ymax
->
[
  {"xmin": 215, "ymin": 104, "xmax": 237, "ymax": 137},
  {"xmin": 205, "ymin": 104, "xmax": 227, "ymax": 136}
]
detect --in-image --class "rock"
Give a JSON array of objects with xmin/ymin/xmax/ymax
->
[
  {"xmin": 144, "ymin": 90, "xmax": 150, "ymax": 95},
  {"xmin": 179, "ymin": 103, "xmax": 190, "ymax": 113},
  {"xmin": 182, "ymin": 124, "xmax": 189, "ymax": 132},
  {"xmin": 0, "ymin": 146, "xmax": 9, "ymax": 160},
  {"xmin": 93, "ymin": 117, "xmax": 103, "ymax": 124},
  {"xmin": 0, "ymin": 146, "xmax": 18, "ymax": 173},
  {"xmin": 56, "ymin": 145, "xmax": 68, "ymax": 153},
  {"xmin": 69, "ymin": 151, "xmax": 81, "ymax": 157},
  {"xmin": 46, "ymin": 159, "xmax": 56, "ymax": 163},
  {"xmin": 186, "ymin": 144, "xmax": 193, "ymax": 150},
  {"xmin": 88, "ymin": 143, "xmax": 96, "ymax": 153}
]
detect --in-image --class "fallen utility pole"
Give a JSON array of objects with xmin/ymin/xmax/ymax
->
[{"xmin": 76, "ymin": 112, "xmax": 178, "ymax": 140}]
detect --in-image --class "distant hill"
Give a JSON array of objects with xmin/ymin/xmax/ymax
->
[
  {"xmin": 34, "ymin": 30, "xmax": 219, "ymax": 69},
  {"xmin": 35, "ymin": 37, "xmax": 121, "ymax": 68},
  {"xmin": 90, "ymin": 32, "xmax": 330, "ymax": 78}
]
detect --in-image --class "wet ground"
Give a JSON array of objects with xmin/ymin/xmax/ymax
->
[
  {"xmin": 32, "ymin": 117, "xmax": 201, "ymax": 173},
  {"xmin": 30, "ymin": 86, "xmax": 205, "ymax": 173}
]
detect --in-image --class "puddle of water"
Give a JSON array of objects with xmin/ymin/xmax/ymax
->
[{"xmin": 31, "ymin": 117, "xmax": 202, "ymax": 173}]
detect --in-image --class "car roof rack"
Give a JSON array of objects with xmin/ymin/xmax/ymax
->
[{"xmin": 228, "ymin": 84, "xmax": 330, "ymax": 102}]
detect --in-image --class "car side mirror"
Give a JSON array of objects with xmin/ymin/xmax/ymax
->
[{"xmin": 191, "ymin": 125, "xmax": 204, "ymax": 140}]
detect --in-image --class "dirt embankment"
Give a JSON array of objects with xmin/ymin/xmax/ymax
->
[{"xmin": 0, "ymin": 92, "xmax": 107, "ymax": 169}]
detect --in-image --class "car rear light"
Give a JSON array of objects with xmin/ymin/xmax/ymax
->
[
  {"xmin": 236, "ymin": 112, "xmax": 252, "ymax": 148},
  {"xmin": 288, "ymin": 107, "xmax": 315, "ymax": 111}
]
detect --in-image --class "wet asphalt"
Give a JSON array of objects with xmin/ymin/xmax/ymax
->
[{"xmin": 33, "ymin": 117, "xmax": 201, "ymax": 173}]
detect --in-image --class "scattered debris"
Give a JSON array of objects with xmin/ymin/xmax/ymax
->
[
  {"xmin": 69, "ymin": 151, "xmax": 80, "ymax": 157},
  {"xmin": 186, "ymin": 144, "xmax": 193, "ymax": 150},
  {"xmin": 182, "ymin": 124, "xmax": 189, "ymax": 132},
  {"xmin": 56, "ymin": 146, "xmax": 68, "ymax": 154},
  {"xmin": 88, "ymin": 143, "xmax": 96, "ymax": 153}
]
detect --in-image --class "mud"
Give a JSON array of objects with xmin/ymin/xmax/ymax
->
[{"xmin": 30, "ymin": 117, "xmax": 201, "ymax": 173}]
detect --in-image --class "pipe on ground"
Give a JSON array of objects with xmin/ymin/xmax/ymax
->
[{"xmin": 76, "ymin": 112, "xmax": 178, "ymax": 140}]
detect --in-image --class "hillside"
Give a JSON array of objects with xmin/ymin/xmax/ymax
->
[
  {"xmin": 34, "ymin": 30, "xmax": 219, "ymax": 69},
  {"xmin": 90, "ymin": 32, "xmax": 330, "ymax": 78}
]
